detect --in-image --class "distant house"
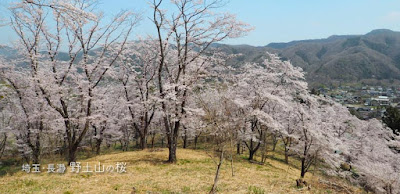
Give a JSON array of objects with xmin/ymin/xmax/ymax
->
[
  {"xmin": 370, "ymin": 96, "xmax": 390, "ymax": 106},
  {"xmin": 369, "ymin": 90, "xmax": 379, "ymax": 96}
]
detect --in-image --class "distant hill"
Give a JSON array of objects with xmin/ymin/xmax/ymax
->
[
  {"xmin": 3, "ymin": 29, "xmax": 400, "ymax": 87},
  {"xmin": 0, "ymin": 46, "xmax": 18, "ymax": 60},
  {"xmin": 266, "ymin": 35, "xmax": 358, "ymax": 49},
  {"xmin": 269, "ymin": 29, "xmax": 400, "ymax": 87},
  {"xmin": 215, "ymin": 29, "xmax": 400, "ymax": 87}
]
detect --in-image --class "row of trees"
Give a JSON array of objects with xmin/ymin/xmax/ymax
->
[
  {"xmin": 0, "ymin": 0, "xmax": 250, "ymax": 164},
  {"xmin": 0, "ymin": 0, "xmax": 399, "ymax": 193}
]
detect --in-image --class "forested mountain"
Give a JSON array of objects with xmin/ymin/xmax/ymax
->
[
  {"xmin": 215, "ymin": 29, "xmax": 400, "ymax": 87},
  {"xmin": 3, "ymin": 29, "xmax": 400, "ymax": 87}
]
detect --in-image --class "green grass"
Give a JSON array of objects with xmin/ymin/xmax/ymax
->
[{"xmin": 248, "ymin": 185, "xmax": 265, "ymax": 194}]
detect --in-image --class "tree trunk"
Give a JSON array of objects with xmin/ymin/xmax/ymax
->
[
  {"xmin": 0, "ymin": 134, "xmax": 6, "ymax": 159},
  {"xmin": 261, "ymin": 133, "xmax": 268, "ymax": 163},
  {"xmin": 210, "ymin": 148, "xmax": 224, "ymax": 194},
  {"xmin": 230, "ymin": 154, "xmax": 234, "ymax": 177},
  {"xmin": 89, "ymin": 136, "xmax": 93, "ymax": 152},
  {"xmin": 166, "ymin": 119, "xmax": 179, "ymax": 163},
  {"xmin": 32, "ymin": 148, "xmax": 40, "ymax": 164},
  {"xmin": 95, "ymin": 138, "xmax": 102, "ymax": 155},
  {"xmin": 168, "ymin": 143, "xmax": 177, "ymax": 163},
  {"xmin": 236, "ymin": 142, "xmax": 241, "ymax": 155},
  {"xmin": 119, "ymin": 140, "xmax": 123, "ymax": 150},
  {"xmin": 272, "ymin": 135, "xmax": 278, "ymax": 152},
  {"xmin": 68, "ymin": 145, "xmax": 77, "ymax": 164},
  {"xmin": 249, "ymin": 149, "xmax": 255, "ymax": 161},
  {"xmin": 60, "ymin": 139, "xmax": 66, "ymax": 156},
  {"xmin": 194, "ymin": 135, "xmax": 199, "ymax": 149},
  {"xmin": 183, "ymin": 131, "xmax": 188, "ymax": 149},
  {"xmin": 284, "ymin": 137, "xmax": 291, "ymax": 164},
  {"xmin": 168, "ymin": 133, "xmax": 177, "ymax": 163},
  {"xmin": 247, "ymin": 139, "xmax": 262, "ymax": 161},
  {"xmin": 151, "ymin": 134, "xmax": 155, "ymax": 148},
  {"xmin": 140, "ymin": 135, "xmax": 147, "ymax": 150},
  {"xmin": 272, "ymin": 140, "xmax": 277, "ymax": 152},
  {"xmin": 32, "ymin": 132, "xmax": 41, "ymax": 164},
  {"xmin": 135, "ymin": 138, "xmax": 140, "ymax": 149},
  {"xmin": 284, "ymin": 147, "xmax": 289, "ymax": 164},
  {"xmin": 248, "ymin": 140, "xmax": 254, "ymax": 160},
  {"xmin": 125, "ymin": 140, "xmax": 130, "ymax": 151},
  {"xmin": 300, "ymin": 158, "xmax": 306, "ymax": 178},
  {"xmin": 261, "ymin": 151, "xmax": 266, "ymax": 163}
]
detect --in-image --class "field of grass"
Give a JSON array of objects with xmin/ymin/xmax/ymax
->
[{"xmin": 0, "ymin": 148, "xmax": 364, "ymax": 194}]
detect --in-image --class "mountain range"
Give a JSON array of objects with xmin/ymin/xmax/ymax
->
[
  {"xmin": 217, "ymin": 29, "xmax": 400, "ymax": 87},
  {"xmin": 2, "ymin": 29, "xmax": 400, "ymax": 87}
]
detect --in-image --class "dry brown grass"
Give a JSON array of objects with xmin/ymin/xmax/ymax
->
[{"xmin": 0, "ymin": 148, "xmax": 364, "ymax": 194}]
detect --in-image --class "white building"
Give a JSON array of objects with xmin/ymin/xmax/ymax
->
[{"xmin": 370, "ymin": 96, "xmax": 390, "ymax": 106}]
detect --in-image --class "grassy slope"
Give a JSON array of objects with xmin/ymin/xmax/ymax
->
[{"xmin": 0, "ymin": 148, "xmax": 363, "ymax": 194}]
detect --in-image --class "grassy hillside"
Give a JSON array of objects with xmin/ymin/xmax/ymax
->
[{"xmin": 0, "ymin": 148, "xmax": 363, "ymax": 194}]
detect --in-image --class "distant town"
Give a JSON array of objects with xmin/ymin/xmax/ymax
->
[{"xmin": 314, "ymin": 85, "xmax": 400, "ymax": 120}]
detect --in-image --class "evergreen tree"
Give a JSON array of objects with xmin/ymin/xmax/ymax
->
[{"xmin": 382, "ymin": 107, "xmax": 400, "ymax": 135}]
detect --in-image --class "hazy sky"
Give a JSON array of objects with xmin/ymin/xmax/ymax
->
[{"xmin": 1, "ymin": 0, "xmax": 400, "ymax": 46}]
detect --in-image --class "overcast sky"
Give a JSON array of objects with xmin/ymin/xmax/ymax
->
[{"xmin": 1, "ymin": 0, "xmax": 400, "ymax": 46}]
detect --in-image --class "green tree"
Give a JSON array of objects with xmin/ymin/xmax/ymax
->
[
  {"xmin": 382, "ymin": 107, "xmax": 400, "ymax": 135},
  {"xmin": 310, "ymin": 88, "xmax": 320, "ymax": 95}
]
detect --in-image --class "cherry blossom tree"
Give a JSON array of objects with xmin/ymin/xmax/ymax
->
[
  {"xmin": 0, "ymin": 80, "xmax": 15, "ymax": 160},
  {"xmin": 150, "ymin": 0, "xmax": 251, "ymax": 163},
  {"xmin": 196, "ymin": 87, "xmax": 238, "ymax": 194},
  {"xmin": 88, "ymin": 87, "xmax": 124, "ymax": 154},
  {"xmin": 113, "ymin": 41, "xmax": 159, "ymax": 150},
  {"xmin": 321, "ymin": 101, "xmax": 400, "ymax": 193},
  {"xmin": 230, "ymin": 53, "xmax": 308, "ymax": 161},
  {"xmin": 8, "ymin": 0, "xmax": 139, "ymax": 163},
  {"xmin": 1, "ymin": 63, "xmax": 44, "ymax": 163},
  {"xmin": 291, "ymin": 96, "xmax": 400, "ymax": 192},
  {"xmin": 279, "ymin": 109, "xmax": 300, "ymax": 164},
  {"xmin": 292, "ymin": 100, "xmax": 321, "ymax": 180}
]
